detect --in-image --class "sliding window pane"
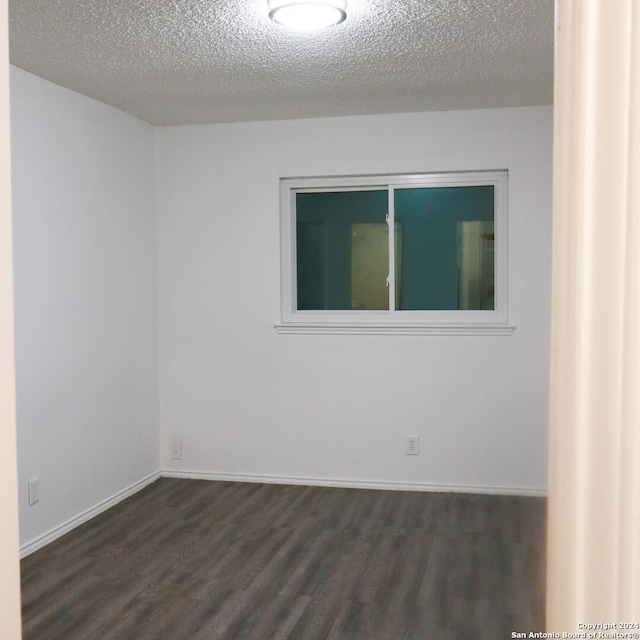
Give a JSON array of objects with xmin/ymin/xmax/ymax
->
[
  {"xmin": 394, "ymin": 186, "xmax": 495, "ymax": 310},
  {"xmin": 296, "ymin": 190, "xmax": 388, "ymax": 310}
]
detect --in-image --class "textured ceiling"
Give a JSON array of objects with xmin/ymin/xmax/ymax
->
[{"xmin": 9, "ymin": 0, "xmax": 554, "ymax": 126}]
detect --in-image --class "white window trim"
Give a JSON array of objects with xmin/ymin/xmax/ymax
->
[{"xmin": 276, "ymin": 171, "xmax": 514, "ymax": 336}]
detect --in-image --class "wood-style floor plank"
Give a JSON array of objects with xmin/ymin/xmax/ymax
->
[{"xmin": 21, "ymin": 478, "xmax": 546, "ymax": 639}]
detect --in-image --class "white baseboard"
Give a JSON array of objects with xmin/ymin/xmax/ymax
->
[
  {"xmin": 20, "ymin": 471, "xmax": 161, "ymax": 558},
  {"xmin": 161, "ymin": 468, "xmax": 547, "ymax": 497}
]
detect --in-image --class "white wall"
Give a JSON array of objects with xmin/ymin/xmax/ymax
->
[
  {"xmin": 156, "ymin": 106, "xmax": 553, "ymax": 494},
  {"xmin": 10, "ymin": 67, "xmax": 159, "ymax": 549}
]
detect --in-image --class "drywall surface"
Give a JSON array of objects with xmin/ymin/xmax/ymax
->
[
  {"xmin": 11, "ymin": 67, "xmax": 159, "ymax": 547},
  {"xmin": 156, "ymin": 106, "xmax": 552, "ymax": 494}
]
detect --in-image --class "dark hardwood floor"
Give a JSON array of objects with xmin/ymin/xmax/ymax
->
[{"xmin": 21, "ymin": 478, "xmax": 546, "ymax": 639}]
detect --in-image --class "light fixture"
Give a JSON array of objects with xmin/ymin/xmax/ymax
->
[{"xmin": 268, "ymin": 0, "xmax": 347, "ymax": 31}]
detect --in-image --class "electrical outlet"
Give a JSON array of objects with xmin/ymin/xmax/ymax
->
[
  {"xmin": 405, "ymin": 436, "xmax": 420, "ymax": 455},
  {"xmin": 171, "ymin": 439, "xmax": 182, "ymax": 460},
  {"xmin": 28, "ymin": 478, "xmax": 39, "ymax": 506}
]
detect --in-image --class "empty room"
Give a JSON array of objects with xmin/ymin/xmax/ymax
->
[{"xmin": 2, "ymin": 0, "xmax": 637, "ymax": 638}]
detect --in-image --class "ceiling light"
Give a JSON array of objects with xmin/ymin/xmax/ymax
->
[{"xmin": 268, "ymin": 1, "xmax": 347, "ymax": 31}]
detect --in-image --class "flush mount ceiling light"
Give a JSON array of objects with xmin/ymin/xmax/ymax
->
[{"xmin": 268, "ymin": 0, "xmax": 347, "ymax": 31}]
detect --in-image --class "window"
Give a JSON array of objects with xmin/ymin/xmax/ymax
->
[{"xmin": 277, "ymin": 171, "xmax": 511, "ymax": 335}]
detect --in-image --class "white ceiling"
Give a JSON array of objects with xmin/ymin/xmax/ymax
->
[{"xmin": 9, "ymin": 0, "xmax": 554, "ymax": 126}]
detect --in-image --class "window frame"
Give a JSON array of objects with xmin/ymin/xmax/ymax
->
[{"xmin": 277, "ymin": 171, "xmax": 513, "ymax": 335}]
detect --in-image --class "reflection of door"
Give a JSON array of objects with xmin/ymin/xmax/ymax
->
[
  {"xmin": 480, "ymin": 232, "xmax": 495, "ymax": 309},
  {"xmin": 457, "ymin": 221, "xmax": 495, "ymax": 310},
  {"xmin": 351, "ymin": 223, "xmax": 388, "ymax": 310},
  {"xmin": 350, "ymin": 223, "xmax": 402, "ymax": 310}
]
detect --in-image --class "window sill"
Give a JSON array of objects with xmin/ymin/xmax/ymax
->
[{"xmin": 274, "ymin": 323, "xmax": 516, "ymax": 336}]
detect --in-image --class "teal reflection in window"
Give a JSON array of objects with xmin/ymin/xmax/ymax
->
[
  {"xmin": 294, "ymin": 183, "xmax": 498, "ymax": 314},
  {"xmin": 394, "ymin": 186, "xmax": 494, "ymax": 310},
  {"xmin": 296, "ymin": 190, "xmax": 388, "ymax": 311}
]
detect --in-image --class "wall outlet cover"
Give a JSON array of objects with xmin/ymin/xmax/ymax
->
[
  {"xmin": 28, "ymin": 477, "xmax": 40, "ymax": 505},
  {"xmin": 171, "ymin": 440, "xmax": 183, "ymax": 460},
  {"xmin": 405, "ymin": 436, "xmax": 420, "ymax": 455}
]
